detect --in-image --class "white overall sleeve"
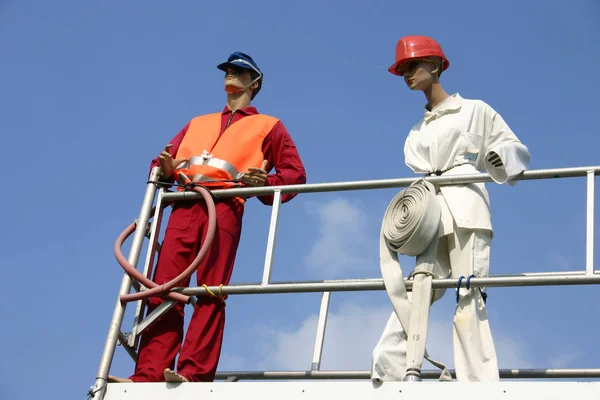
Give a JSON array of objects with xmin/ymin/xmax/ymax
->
[{"xmin": 483, "ymin": 107, "xmax": 530, "ymax": 185}]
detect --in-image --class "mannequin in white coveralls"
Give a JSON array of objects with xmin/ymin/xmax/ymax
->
[{"xmin": 371, "ymin": 36, "xmax": 531, "ymax": 382}]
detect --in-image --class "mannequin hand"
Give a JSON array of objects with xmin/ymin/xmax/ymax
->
[
  {"xmin": 241, "ymin": 160, "xmax": 268, "ymax": 187},
  {"xmin": 159, "ymin": 144, "xmax": 187, "ymax": 180}
]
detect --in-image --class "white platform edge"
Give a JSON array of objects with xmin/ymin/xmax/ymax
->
[{"xmin": 104, "ymin": 381, "xmax": 600, "ymax": 400}]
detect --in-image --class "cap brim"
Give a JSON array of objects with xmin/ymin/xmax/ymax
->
[{"xmin": 217, "ymin": 61, "xmax": 255, "ymax": 72}]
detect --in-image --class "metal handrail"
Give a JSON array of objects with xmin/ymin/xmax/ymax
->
[
  {"xmin": 162, "ymin": 165, "xmax": 600, "ymax": 200},
  {"xmin": 91, "ymin": 165, "xmax": 599, "ymax": 399},
  {"xmin": 175, "ymin": 272, "xmax": 600, "ymax": 297}
]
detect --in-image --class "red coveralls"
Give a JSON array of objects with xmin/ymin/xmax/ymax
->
[{"xmin": 130, "ymin": 106, "xmax": 306, "ymax": 382}]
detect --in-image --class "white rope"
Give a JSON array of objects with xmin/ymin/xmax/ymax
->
[{"xmin": 379, "ymin": 180, "xmax": 452, "ymax": 381}]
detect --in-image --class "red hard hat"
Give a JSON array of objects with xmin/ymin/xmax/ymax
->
[{"xmin": 388, "ymin": 36, "xmax": 450, "ymax": 76}]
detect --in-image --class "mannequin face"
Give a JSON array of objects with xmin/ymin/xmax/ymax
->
[
  {"xmin": 399, "ymin": 59, "xmax": 440, "ymax": 91},
  {"xmin": 224, "ymin": 66, "xmax": 256, "ymax": 94}
]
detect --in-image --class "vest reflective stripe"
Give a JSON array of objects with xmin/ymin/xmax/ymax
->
[
  {"xmin": 174, "ymin": 112, "xmax": 278, "ymax": 189},
  {"xmin": 176, "ymin": 153, "xmax": 245, "ymax": 187},
  {"xmin": 189, "ymin": 154, "xmax": 244, "ymax": 180}
]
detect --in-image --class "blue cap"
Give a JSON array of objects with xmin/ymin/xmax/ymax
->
[
  {"xmin": 217, "ymin": 52, "xmax": 263, "ymax": 99},
  {"xmin": 217, "ymin": 52, "xmax": 262, "ymax": 75}
]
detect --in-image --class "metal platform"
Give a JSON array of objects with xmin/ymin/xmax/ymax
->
[{"xmin": 104, "ymin": 381, "xmax": 600, "ymax": 400}]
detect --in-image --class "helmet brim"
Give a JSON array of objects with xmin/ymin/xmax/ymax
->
[{"xmin": 387, "ymin": 57, "xmax": 450, "ymax": 77}]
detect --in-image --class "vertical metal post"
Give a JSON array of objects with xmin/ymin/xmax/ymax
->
[
  {"xmin": 128, "ymin": 187, "xmax": 166, "ymax": 348},
  {"xmin": 262, "ymin": 190, "xmax": 282, "ymax": 285},
  {"xmin": 586, "ymin": 171, "xmax": 595, "ymax": 274},
  {"xmin": 90, "ymin": 167, "xmax": 160, "ymax": 400},
  {"xmin": 311, "ymin": 291, "xmax": 331, "ymax": 371}
]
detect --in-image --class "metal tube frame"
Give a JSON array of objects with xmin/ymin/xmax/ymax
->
[
  {"xmin": 95, "ymin": 166, "xmax": 599, "ymax": 398},
  {"xmin": 162, "ymin": 165, "xmax": 600, "ymax": 201},
  {"xmin": 135, "ymin": 299, "xmax": 177, "ymax": 336},
  {"xmin": 214, "ymin": 368, "xmax": 600, "ymax": 381},
  {"xmin": 587, "ymin": 170, "xmax": 595, "ymax": 274},
  {"xmin": 128, "ymin": 186, "xmax": 167, "ymax": 349},
  {"xmin": 175, "ymin": 272, "xmax": 600, "ymax": 296},
  {"xmin": 91, "ymin": 168, "xmax": 161, "ymax": 399},
  {"xmin": 117, "ymin": 332, "xmax": 138, "ymax": 363},
  {"xmin": 311, "ymin": 292, "xmax": 330, "ymax": 371},
  {"xmin": 262, "ymin": 190, "xmax": 282, "ymax": 285}
]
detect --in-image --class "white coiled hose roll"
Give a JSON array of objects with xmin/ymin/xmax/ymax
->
[{"xmin": 379, "ymin": 180, "xmax": 451, "ymax": 381}]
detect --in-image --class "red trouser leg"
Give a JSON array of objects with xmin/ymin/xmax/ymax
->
[
  {"xmin": 129, "ymin": 199, "xmax": 243, "ymax": 382},
  {"xmin": 129, "ymin": 201, "xmax": 202, "ymax": 382},
  {"xmin": 177, "ymin": 200, "xmax": 243, "ymax": 382}
]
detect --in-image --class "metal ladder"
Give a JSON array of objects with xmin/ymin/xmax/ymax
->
[{"xmin": 89, "ymin": 165, "xmax": 600, "ymax": 400}]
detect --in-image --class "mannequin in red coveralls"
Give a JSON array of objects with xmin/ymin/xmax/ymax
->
[{"xmin": 110, "ymin": 52, "xmax": 306, "ymax": 383}]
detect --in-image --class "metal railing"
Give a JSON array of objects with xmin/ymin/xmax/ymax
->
[{"xmin": 90, "ymin": 165, "xmax": 599, "ymax": 399}]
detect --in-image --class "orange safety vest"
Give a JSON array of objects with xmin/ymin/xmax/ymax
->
[{"xmin": 174, "ymin": 112, "xmax": 279, "ymax": 192}]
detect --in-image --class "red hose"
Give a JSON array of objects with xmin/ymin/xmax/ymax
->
[{"xmin": 115, "ymin": 186, "xmax": 217, "ymax": 304}]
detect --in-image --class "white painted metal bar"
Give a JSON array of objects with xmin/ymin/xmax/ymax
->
[
  {"xmin": 213, "ymin": 368, "xmax": 600, "ymax": 380},
  {"xmin": 162, "ymin": 166, "xmax": 600, "ymax": 202},
  {"xmin": 134, "ymin": 296, "xmax": 198, "ymax": 340},
  {"xmin": 117, "ymin": 332, "xmax": 138, "ymax": 363},
  {"xmin": 587, "ymin": 170, "xmax": 595, "ymax": 274},
  {"xmin": 128, "ymin": 188, "xmax": 166, "ymax": 348},
  {"xmin": 91, "ymin": 167, "xmax": 161, "ymax": 400},
  {"xmin": 176, "ymin": 271, "xmax": 600, "ymax": 297},
  {"xmin": 262, "ymin": 190, "xmax": 282, "ymax": 285},
  {"xmin": 135, "ymin": 299, "xmax": 178, "ymax": 336},
  {"xmin": 311, "ymin": 292, "xmax": 331, "ymax": 371}
]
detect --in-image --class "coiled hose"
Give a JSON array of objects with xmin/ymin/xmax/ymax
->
[{"xmin": 114, "ymin": 185, "xmax": 217, "ymax": 304}]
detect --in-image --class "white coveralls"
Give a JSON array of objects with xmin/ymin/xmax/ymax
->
[{"xmin": 371, "ymin": 93, "xmax": 530, "ymax": 382}]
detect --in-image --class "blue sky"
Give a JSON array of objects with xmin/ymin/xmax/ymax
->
[{"xmin": 1, "ymin": 1, "xmax": 599, "ymax": 399}]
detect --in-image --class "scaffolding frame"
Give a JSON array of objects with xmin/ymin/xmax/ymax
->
[{"xmin": 90, "ymin": 165, "xmax": 599, "ymax": 399}]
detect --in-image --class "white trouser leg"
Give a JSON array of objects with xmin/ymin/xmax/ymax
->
[
  {"xmin": 371, "ymin": 310, "xmax": 408, "ymax": 382},
  {"xmin": 371, "ymin": 236, "xmax": 450, "ymax": 382},
  {"xmin": 450, "ymin": 228, "xmax": 499, "ymax": 382}
]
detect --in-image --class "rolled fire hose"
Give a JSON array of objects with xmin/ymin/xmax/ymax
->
[
  {"xmin": 379, "ymin": 180, "xmax": 452, "ymax": 381},
  {"xmin": 115, "ymin": 185, "xmax": 217, "ymax": 304}
]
